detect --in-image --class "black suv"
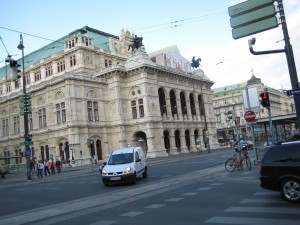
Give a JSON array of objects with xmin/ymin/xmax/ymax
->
[{"xmin": 260, "ymin": 141, "xmax": 300, "ymax": 202}]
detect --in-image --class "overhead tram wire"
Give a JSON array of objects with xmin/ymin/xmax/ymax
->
[
  {"xmin": 0, "ymin": 35, "xmax": 10, "ymax": 56},
  {"xmin": 0, "ymin": 10, "xmax": 227, "ymax": 59},
  {"xmin": 0, "ymin": 10, "xmax": 228, "ymax": 67}
]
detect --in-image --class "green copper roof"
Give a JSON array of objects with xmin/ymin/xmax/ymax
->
[
  {"xmin": 0, "ymin": 26, "xmax": 119, "ymax": 80},
  {"xmin": 213, "ymin": 82, "xmax": 247, "ymax": 97}
]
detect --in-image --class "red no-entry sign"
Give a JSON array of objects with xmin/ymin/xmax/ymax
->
[{"xmin": 244, "ymin": 111, "xmax": 256, "ymax": 122}]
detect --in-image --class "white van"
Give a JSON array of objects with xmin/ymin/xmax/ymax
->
[{"xmin": 101, "ymin": 146, "xmax": 147, "ymax": 186}]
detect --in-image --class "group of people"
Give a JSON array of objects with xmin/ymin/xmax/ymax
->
[{"xmin": 31, "ymin": 159, "xmax": 61, "ymax": 179}]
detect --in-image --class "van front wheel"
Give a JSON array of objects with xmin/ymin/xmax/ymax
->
[
  {"xmin": 142, "ymin": 168, "xmax": 147, "ymax": 179},
  {"xmin": 132, "ymin": 172, "xmax": 137, "ymax": 185}
]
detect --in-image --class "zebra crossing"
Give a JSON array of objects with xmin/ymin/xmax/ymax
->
[{"xmin": 205, "ymin": 191, "xmax": 300, "ymax": 225}]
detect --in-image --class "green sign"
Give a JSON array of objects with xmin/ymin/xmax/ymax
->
[
  {"xmin": 230, "ymin": 5, "xmax": 276, "ymax": 28},
  {"xmin": 20, "ymin": 141, "xmax": 33, "ymax": 146},
  {"xmin": 232, "ymin": 16, "xmax": 278, "ymax": 39},
  {"xmin": 228, "ymin": 0, "xmax": 275, "ymax": 18}
]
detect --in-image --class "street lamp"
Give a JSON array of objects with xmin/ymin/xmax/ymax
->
[{"xmin": 18, "ymin": 34, "xmax": 31, "ymax": 180}]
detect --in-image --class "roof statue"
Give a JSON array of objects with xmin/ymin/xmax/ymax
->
[
  {"xmin": 191, "ymin": 56, "xmax": 201, "ymax": 69},
  {"xmin": 128, "ymin": 35, "xmax": 144, "ymax": 52}
]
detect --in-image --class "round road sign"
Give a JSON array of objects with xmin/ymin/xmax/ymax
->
[{"xmin": 244, "ymin": 111, "xmax": 256, "ymax": 122}]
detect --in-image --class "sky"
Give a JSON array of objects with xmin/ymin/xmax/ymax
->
[{"xmin": 0, "ymin": 0, "xmax": 299, "ymax": 90}]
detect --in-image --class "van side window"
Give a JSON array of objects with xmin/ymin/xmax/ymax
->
[{"xmin": 135, "ymin": 152, "xmax": 140, "ymax": 162}]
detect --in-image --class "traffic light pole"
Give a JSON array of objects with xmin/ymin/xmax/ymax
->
[
  {"xmin": 18, "ymin": 34, "xmax": 31, "ymax": 180},
  {"xmin": 248, "ymin": 0, "xmax": 300, "ymax": 132}
]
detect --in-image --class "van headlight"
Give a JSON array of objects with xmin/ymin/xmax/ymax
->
[
  {"xmin": 102, "ymin": 169, "xmax": 107, "ymax": 175},
  {"xmin": 124, "ymin": 167, "xmax": 132, "ymax": 174}
]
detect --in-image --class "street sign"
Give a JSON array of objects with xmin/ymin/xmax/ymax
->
[
  {"xmin": 25, "ymin": 149, "xmax": 31, "ymax": 156},
  {"xmin": 228, "ymin": 0, "xmax": 277, "ymax": 40},
  {"xmin": 244, "ymin": 111, "xmax": 256, "ymax": 122},
  {"xmin": 232, "ymin": 16, "xmax": 278, "ymax": 39},
  {"xmin": 230, "ymin": 5, "xmax": 276, "ymax": 28},
  {"xmin": 20, "ymin": 141, "xmax": 33, "ymax": 146},
  {"xmin": 228, "ymin": 0, "xmax": 275, "ymax": 18},
  {"xmin": 286, "ymin": 88, "xmax": 300, "ymax": 96}
]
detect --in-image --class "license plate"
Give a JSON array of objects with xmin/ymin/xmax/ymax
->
[{"xmin": 110, "ymin": 177, "xmax": 121, "ymax": 181}]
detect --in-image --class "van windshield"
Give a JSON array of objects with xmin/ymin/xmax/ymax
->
[{"xmin": 108, "ymin": 153, "xmax": 134, "ymax": 165}]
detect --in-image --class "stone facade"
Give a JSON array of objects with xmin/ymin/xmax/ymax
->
[
  {"xmin": 213, "ymin": 75, "xmax": 295, "ymax": 145},
  {"xmin": 0, "ymin": 27, "xmax": 217, "ymax": 166}
]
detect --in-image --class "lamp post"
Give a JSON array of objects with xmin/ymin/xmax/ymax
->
[{"xmin": 18, "ymin": 34, "xmax": 31, "ymax": 180}]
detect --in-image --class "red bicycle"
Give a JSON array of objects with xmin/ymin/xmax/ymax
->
[{"xmin": 225, "ymin": 151, "xmax": 251, "ymax": 172}]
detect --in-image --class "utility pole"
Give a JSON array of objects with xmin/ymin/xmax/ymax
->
[{"xmin": 18, "ymin": 34, "xmax": 32, "ymax": 180}]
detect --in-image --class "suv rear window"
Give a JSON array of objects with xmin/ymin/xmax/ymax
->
[{"xmin": 263, "ymin": 144, "xmax": 300, "ymax": 163}]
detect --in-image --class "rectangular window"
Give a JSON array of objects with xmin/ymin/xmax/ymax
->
[
  {"xmin": 87, "ymin": 101, "xmax": 93, "ymax": 121},
  {"xmin": 13, "ymin": 116, "xmax": 20, "ymax": 134},
  {"xmin": 45, "ymin": 64, "xmax": 53, "ymax": 77},
  {"xmin": 61, "ymin": 102, "xmax": 66, "ymax": 123},
  {"xmin": 6, "ymin": 83, "xmax": 11, "ymax": 92},
  {"xmin": 2, "ymin": 118, "xmax": 9, "ymax": 136},
  {"xmin": 25, "ymin": 73, "xmax": 31, "ymax": 85},
  {"xmin": 38, "ymin": 108, "xmax": 47, "ymax": 128},
  {"xmin": 34, "ymin": 70, "xmax": 41, "ymax": 81},
  {"xmin": 28, "ymin": 113, "xmax": 33, "ymax": 130},
  {"xmin": 57, "ymin": 60, "xmax": 65, "ymax": 72},
  {"xmin": 93, "ymin": 102, "xmax": 99, "ymax": 121},
  {"xmin": 70, "ymin": 55, "xmax": 76, "ymax": 67},
  {"xmin": 138, "ymin": 98, "xmax": 144, "ymax": 118},
  {"xmin": 87, "ymin": 101, "xmax": 99, "ymax": 121},
  {"xmin": 131, "ymin": 100, "xmax": 137, "ymax": 119},
  {"xmin": 56, "ymin": 102, "xmax": 66, "ymax": 124}
]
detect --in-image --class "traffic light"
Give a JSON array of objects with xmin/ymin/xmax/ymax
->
[
  {"xmin": 260, "ymin": 92, "xmax": 270, "ymax": 108},
  {"xmin": 9, "ymin": 60, "xmax": 21, "ymax": 80}
]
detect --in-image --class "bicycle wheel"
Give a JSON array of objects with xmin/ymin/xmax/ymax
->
[
  {"xmin": 225, "ymin": 158, "xmax": 236, "ymax": 172},
  {"xmin": 245, "ymin": 156, "xmax": 251, "ymax": 171}
]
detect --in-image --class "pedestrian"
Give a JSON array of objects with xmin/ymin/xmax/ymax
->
[
  {"xmin": 94, "ymin": 155, "xmax": 98, "ymax": 164},
  {"xmin": 44, "ymin": 160, "xmax": 51, "ymax": 176},
  {"xmin": 0, "ymin": 164, "xmax": 7, "ymax": 179},
  {"xmin": 67, "ymin": 158, "xmax": 71, "ymax": 167},
  {"xmin": 31, "ymin": 160, "xmax": 36, "ymax": 176},
  {"xmin": 49, "ymin": 160, "xmax": 56, "ymax": 175},
  {"xmin": 37, "ymin": 160, "xmax": 44, "ymax": 179},
  {"xmin": 56, "ymin": 158, "xmax": 61, "ymax": 173}
]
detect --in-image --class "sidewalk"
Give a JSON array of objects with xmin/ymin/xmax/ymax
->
[
  {"xmin": 217, "ymin": 162, "xmax": 260, "ymax": 184},
  {"xmin": 0, "ymin": 163, "xmax": 101, "ymax": 185}
]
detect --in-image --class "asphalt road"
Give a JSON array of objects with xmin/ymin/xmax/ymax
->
[{"xmin": 0, "ymin": 149, "xmax": 299, "ymax": 225}]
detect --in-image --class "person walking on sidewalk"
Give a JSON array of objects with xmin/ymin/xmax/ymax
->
[
  {"xmin": 37, "ymin": 160, "xmax": 44, "ymax": 179},
  {"xmin": 44, "ymin": 160, "xmax": 51, "ymax": 176},
  {"xmin": 31, "ymin": 160, "xmax": 36, "ymax": 176},
  {"xmin": 49, "ymin": 160, "xmax": 56, "ymax": 175},
  {"xmin": 0, "ymin": 164, "xmax": 7, "ymax": 179},
  {"xmin": 56, "ymin": 158, "xmax": 61, "ymax": 173}
]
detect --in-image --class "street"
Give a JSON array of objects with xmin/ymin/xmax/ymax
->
[{"xmin": 0, "ymin": 149, "xmax": 299, "ymax": 225}]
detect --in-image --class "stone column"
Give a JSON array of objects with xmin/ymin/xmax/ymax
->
[
  {"xmin": 169, "ymin": 133, "xmax": 179, "ymax": 155},
  {"xmin": 189, "ymin": 134, "xmax": 198, "ymax": 152},
  {"xmin": 180, "ymin": 132, "xmax": 189, "ymax": 153}
]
